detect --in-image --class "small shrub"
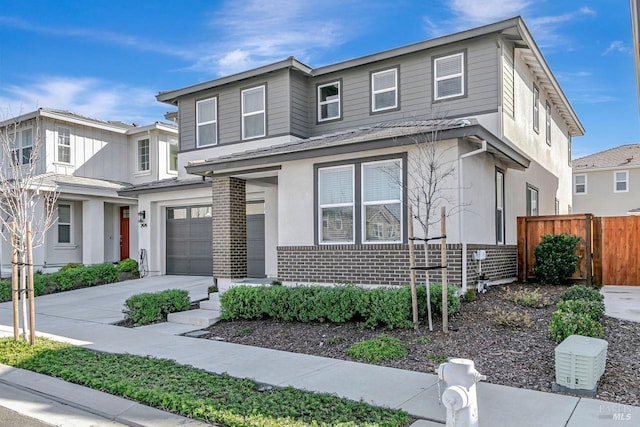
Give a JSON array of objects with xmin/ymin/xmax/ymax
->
[
  {"xmin": 207, "ymin": 285, "xmax": 218, "ymax": 294},
  {"xmin": 505, "ymin": 288, "xmax": 551, "ymax": 308},
  {"xmin": 549, "ymin": 309, "xmax": 604, "ymax": 342},
  {"xmin": 533, "ymin": 234, "xmax": 582, "ymax": 285},
  {"xmin": 124, "ymin": 289, "xmax": 190, "ymax": 326},
  {"xmin": 559, "ymin": 285, "xmax": 603, "ymax": 303},
  {"xmin": 59, "ymin": 263, "xmax": 83, "ymax": 272},
  {"xmin": 462, "ymin": 289, "xmax": 477, "ymax": 303},
  {"xmin": 116, "ymin": 258, "xmax": 138, "ymax": 273},
  {"xmin": 416, "ymin": 336, "xmax": 431, "ymax": 345},
  {"xmin": 326, "ymin": 337, "xmax": 345, "ymax": 346},
  {"xmin": 346, "ymin": 335, "xmax": 408, "ymax": 363},
  {"xmin": 426, "ymin": 353, "xmax": 449, "ymax": 364},
  {"xmin": 0, "ymin": 280, "xmax": 10, "ymax": 302},
  {"xmin": 490, "ymin": 309, "xmax": 533, "ymax": 329},
  {"xmin": 556, "ymin": 299, "xmax": 604, "ymax": 321},
  {"xmin": 421, "ymin": 284, "xmax": 460, "ymax": 318}
]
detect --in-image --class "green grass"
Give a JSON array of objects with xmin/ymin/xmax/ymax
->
[
  {"xmin": 346, "ymin": 335, "xmax": 408, "ymax": 363},
  {"xmin": 0, "ymin": 338, "xmax": 408, "ymax": 427}
]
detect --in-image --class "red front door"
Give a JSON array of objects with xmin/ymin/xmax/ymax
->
[{"xmin": 120, "ymin": 207, "xmax": 130, "ymax": 260}]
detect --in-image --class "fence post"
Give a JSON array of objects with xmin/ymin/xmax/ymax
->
[
  {"xmin": 585, "ymin": 214, "xmax": 593, "ymax": 287},
  {"xmin": 517, "ymin": 217, "xmax": 526, "ymax": 282}
]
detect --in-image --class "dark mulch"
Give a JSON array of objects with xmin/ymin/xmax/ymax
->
[{"xmin": 201, "ymin": 284, "xmax": 640, "ymax": 407}]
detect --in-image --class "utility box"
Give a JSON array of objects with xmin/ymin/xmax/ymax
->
[{"xmin": 554, "ymin": 335, "xmax": 608, "ymax": 393}]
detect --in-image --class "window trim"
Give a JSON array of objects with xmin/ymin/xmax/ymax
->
[
  {"xmin": 495, "ymin": 168, "xmax": 505, "ymax": 245},
  {"xmin": 168, "ymin": 139, "xmax": 178, "ymax": 173},
  {"xmin": 361, "ymin": 158, "xmax": 403, "ymax": 244},
  {"xmin": 555, "ymin": 198, "xmax": 560, "ymax": 215},
  {"xmin": 526, "ymin": 184, "xmax": 539, "ymax": 216},
  {"xmin": 614, "ymin": 170, "xmax": 629, "ymax": 193},
  {"xmin": 12, "ymin": 127, "xmax": 33, "ymax": 165},
  {"xmin": 196, "ymin": 97, "xmax": 218, "ymax": 147},
  {"xmin": 57, "ymin": 203, "xmax": 72, "ymax": 245},
  {"xmin": 56, "ymin": 126, "xmax": 71, "ymax": 164},
  {"xmin": 574, "ymin": 174, "xmax": 587, "ymax": 195},
  {"xmin": 314, "ymin": 153, "xmax": 407, "ymax": 245},
  {"xmin": 433, "ymin": 51, "xmax": 466, "ymax": 101},
  {"xmin": 317, "ymin": 80, "xmax": 342, "ymax": 123},
  {"xmin": 137, "ymin": 138, "xmax": 150, "ymax": 172},
  {"xmin": 545, "ymin": 101, "xmax": 551, "ymax": 146},
  {"xmin": 370, "ymin": 67, "xmax": 399, "ymax": 113},
  {"xmin": 533, "ymin": 84, "xmax": 540, "ymax": 134},
  {"xmin": 242, "ymin": 85, "xmax": 266, "ymax": 140},
  {"xmin": 317, "ymin": 164, "xmax": 355, "ymax": 244}
]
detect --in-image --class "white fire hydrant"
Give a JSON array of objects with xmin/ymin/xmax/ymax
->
[{"xmin": 437, "ymin": 358, "xmax": 486, "ymax": 427}]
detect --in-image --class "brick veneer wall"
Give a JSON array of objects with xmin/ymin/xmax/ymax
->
[
  {"xmin": 277, "ymin": 244, "xmax": 517, "ymax": 286},
  {"xmin": 212, "ymin": 177, "xmax": 247, "ymax": 278}
]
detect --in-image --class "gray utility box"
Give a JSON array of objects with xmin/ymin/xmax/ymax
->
[{"xmin": 555, "ymin": 335, "xmax": 608, "ymax": 391}]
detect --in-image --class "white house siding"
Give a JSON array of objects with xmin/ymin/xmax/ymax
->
[
  {"xmin": 43, "ymin": 200, "xmax": 83, "ymax": 268},
  {"xmin": 572, "ymin": 167, "xmax": 640, "ymax": 215}
]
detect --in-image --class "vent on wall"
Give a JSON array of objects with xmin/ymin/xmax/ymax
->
[{"xmin": 555, "ymin": 335, "xmax": 608, "ymax": 390}]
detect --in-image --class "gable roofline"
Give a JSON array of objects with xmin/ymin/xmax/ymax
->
[
  {"xmin": 572, "ymin": 143, "xmax": 640, "ymax": 170},
  {"xmin": 156, "ymin": 57, "xmax": 313, "ymax": 104},
  {"xmin": 125, "ymin": 121, "xmax": 178, "ymax": 135}
]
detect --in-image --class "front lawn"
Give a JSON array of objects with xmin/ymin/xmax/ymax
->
[{"xmin": 0, "ymin": 338, "xmax": 409, "ymax": 427}]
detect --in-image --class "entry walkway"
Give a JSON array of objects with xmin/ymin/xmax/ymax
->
[
  {"xmin": 0, "ymin": 276, "xmax": 637, "ymax": 426},
  {"xmin": 602, "ymin": 286, "xmax": 640, "ymax": 322}
]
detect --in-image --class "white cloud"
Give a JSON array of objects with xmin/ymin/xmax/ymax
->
[
  {"xmin": 0, "ymin": 76, "xmax": 167, "ymax": 124},
  {"xmin": 446, "ymin": 0, "xmax": 531, "ymax": 26},
  {"xmin": 602, "ymin": 41, "xmax": 630, "ymax": 56}
]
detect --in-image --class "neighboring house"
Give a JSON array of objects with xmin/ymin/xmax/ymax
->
[
  {"xmin": 0, "ymin": 108, "xmax": 178, "ymax": 274},
  {"xmin": 122, "ymin": 16, "xmax": 583, "ymax": 292},
  {"xmin": 572, "ymin": 144, "xmax": 640, "ymax": 216}
]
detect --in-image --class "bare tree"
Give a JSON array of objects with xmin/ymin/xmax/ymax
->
[{"xmin": 0, "ymin": 113, "xmax": 59, "ymax": 343}]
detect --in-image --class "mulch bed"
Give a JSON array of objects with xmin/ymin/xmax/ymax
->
[{"xmin": 201, "ymin": 284, "xmax": 640, "ymax": 407}]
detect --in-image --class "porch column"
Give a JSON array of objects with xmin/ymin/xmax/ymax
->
[
  {"xmin": 212, "ymin": 177, "xmax": 246, "ymax": 283},
  {"xmin": 82, "ymin": 199, "xmax": 105, "ymax": 265},
  {"xmin": 264, "ymin": 185, "xmax": 278, "ymax": 277}
]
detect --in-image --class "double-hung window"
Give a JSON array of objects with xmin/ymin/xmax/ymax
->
[
  {"xmin": 57, "ymin": 203, "xmax": 71, "ymax": 244},
  {"xmin": 196, "ymin": 97, "xmax": 217, "ymax": 147},
  {"xmin": 533, "ymin": 84, "xmax": 540, "ymax": 133},
  {"xmin": 317, "ymin": 157, "xmax": 403, "ymax": 244},
  {"xmin": 57, "ymin": 127, "xmax": 71, "ymax": 164},
  {"xmin": 574, "ymin": 174, "xmax": 587, "ymax": 194},
  {"xmin": 495, "ymin": 169, "xmax": 505, "ymax": 244},
  {"xmin": 434, "ymin": 52, "xmax": 464, "ymax": 100},
  {"xmin": 317, "ymin": 81, "xmax": 341, "ymax": 121},
  {"xmin": 318, "ymin": 165, "xmax": 354, "ymax": 243},
  {"xmin": 11, "ymin": 128, "xmax": 33, "ymax": 165},
  {"xmin": 137, "ymin": 138, "xmax": 150, "ymax": 172},
  {"xmin": 526, "ymin": 184, "xmax": 538, "ymax": 216},
  {"xmin": 614, "ymin": 171, "xmax": 629, "ymax": 192},
  {"xmin": 371, "ymin": 69, "xmax": 398, "ymax": 112},
  {"xmin": 168, "ymin": 140, "xmax": 178, "ymax": 172},
  {"xmin": 546, "ymin": 101, "xmax": 551, "ymax": 145},
  {"xmin": 242, "ymin": 86, "xmax": 266, "ymax": 139}
]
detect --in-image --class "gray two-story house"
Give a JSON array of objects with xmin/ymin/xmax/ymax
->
[{"xmin": 126, "ymin": 16, "xmax": 583, "ymax": 292}]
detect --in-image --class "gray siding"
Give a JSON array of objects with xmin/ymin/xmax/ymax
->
[
  {"xmin": 289, "ymin": 70, "xmax": 310, "ymax": 137},
  {"xmin": 502, "ymin": 44, "xmax": 515, "ymax": 117}
]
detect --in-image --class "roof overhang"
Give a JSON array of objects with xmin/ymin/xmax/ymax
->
[{"xmin": 117, "ymin": 177, "xmax": 211, "ymax": 197}]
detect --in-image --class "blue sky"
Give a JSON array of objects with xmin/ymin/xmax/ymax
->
[{"xmin": 0, "ymin": 0, "xmax": 636, "ymax": 158}]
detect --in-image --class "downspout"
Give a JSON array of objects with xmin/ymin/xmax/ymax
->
[{"xmin": 458, "ymin": 139, "xmax": 487, "ymax": 294}]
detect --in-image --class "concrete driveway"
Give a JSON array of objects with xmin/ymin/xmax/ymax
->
[{"xmin": 602, "ymin": 286, "xmax": 640, "ymax": 322}]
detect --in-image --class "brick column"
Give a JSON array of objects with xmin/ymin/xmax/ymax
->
[{"xmin": 212, "ymin": 177, "xmax": 246, "ymax": 279}]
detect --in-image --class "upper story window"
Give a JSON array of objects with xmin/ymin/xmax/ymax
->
[
  {"xmin": 11, "ymin": 127, "xmax": 33, "ymax": 165},
  {"xmin": 57, "ymin": 203, "xmax": 71, "ymax": 244},
  {"xmin": 614, "ymin": 171, "xmax": 629, "ymax": 192},
  {"xmin": 526, "ymin": 184, "xmax": 538, "ymax": 216},
  {"xmin": 533, "ymin": 84, "xmax": 540, "ymax": 133},
  {"xmin": 57, "ymin": 127, "xmax": 71, "ymax": 164},
  {"xmin": 168, "ymin": 140, "xmax": 178, "ymax": 173},
  {"xmin": 317, "ymin": 81, "xmax": 341, "ymax": 122},
  {"xmin": 545, "ymin": 101, "xmax": 551, "ymax": 146},
  {"xmin": 137, "ymin": 138, "xmax": 150, "ymax": 172},
  {"xmin": 574, "ymin": 174, "xmax": 587, "ymax": 195},
  {"xmin": 371, "ymin": 68, "xmax": 398, "ymax": 112},
  {"xmin": 433, "ymin": 52, "xmax": 464, "ymax": 100},
  {"xmin": 196, "ymin": 97, "xmax": 217, "ymax": 147},
  {"xmin": 242, "ymin": 85, "xmax": 266, "ymax": 140}
]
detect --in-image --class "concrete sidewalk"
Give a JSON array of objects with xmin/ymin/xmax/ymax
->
[{"xmin": 0, "ymin": 276, "xmax": 637, "ymax": 426}]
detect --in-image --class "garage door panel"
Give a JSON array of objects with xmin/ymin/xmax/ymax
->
[{"xmin": 166, "ymin": 205, "xmax": 213, "ymax": 276}]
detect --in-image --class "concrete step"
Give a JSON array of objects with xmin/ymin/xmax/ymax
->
[
  {"xmin": 167, "ymin": 309, "xmax": 220, "ymax": 327},
  {"xmin": 199, "ymin": 299, "xmax": 221, "ymax": 311}
]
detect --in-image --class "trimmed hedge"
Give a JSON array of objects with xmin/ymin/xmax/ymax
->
[
  {"xmin": 533, "ymin": 234, "xmax": 582, "ymax": 285},
  {"xmin": 123, "ymin": 289, "xmax": 190, "ymax": 326},
  {"xmin": 549, "ymin": 285, "xmax": 605, "ymax": 342},
  {"xmin": 116, "ymin": 258, "xmax": 139, "ymax": 273},
  {"xmin": 220, "ymin": 284, "xmax": 460, "ymax": 329},
  {"xmin": 559, "ymin": 285, "xmax": 604, "ymax": 303}
]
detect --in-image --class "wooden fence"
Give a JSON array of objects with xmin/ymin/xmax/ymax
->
[{"xmin": 518, "ymin": 214, "xmax": 640, "ymax": 286}]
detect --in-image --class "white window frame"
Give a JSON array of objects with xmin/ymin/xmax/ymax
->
[
  {"xmin": 361, "ymin": 159, "xmax": 403, "ymax": 244},
  {"xmin": 168, "ymin": 139, "xmax": 178, "ymax": 173},
  {"xmin": 57, "ymin": 203, "xmax": 72, "ymax": 245},
  {"xmin": 574, "ymin": 174, "xmax": 587, "ymax": 195},
  {"xmin": 11, "ymin": 127, "xmax": 33, "ymax": 165},
  {"xmin": 56, "ymin": 126, "xmax": 71, "ymax": 164},
  {"xmin": 527, "ymin": 185, "xmax": 539, "ymax": 216},
  {"xmin": 242, "ymin": 86, "xmax": 266, "ymax": 140},
  {"xmin": 371, "ymin": 68, "xmax": 398, "ymax": 112},
  {"xmin": 614, "ymin": 170, "xmax": 629, "ymax": 193},
  {"xmin": 196, "ymin": 97, "xmax": 217, "ymax": 147},
  {"xmin": 318, "ymin": 164, "xmax": 355, "ymax": 244},
  {"xmin": 434, "ymin": 52, "xmax": 464, "ymax": 100},
  {"xmin": 533, "ymin": 84, "xmax": 540, "ymax": 133},
  {"xmin": 137, "ymin": 138, "xmax": 150, "ymax": 172},
  {"xmin": 317, "ymin": 81, "xmax": 341, "ymax": 122},
  {"xmin": 496, "ymin": 169, "xmax": 505, "ymax": 245},
  {"xmin": 546, "ymin": 101, "xmax": 551, "ymax": 146}
]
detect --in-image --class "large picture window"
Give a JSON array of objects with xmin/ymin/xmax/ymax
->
[
  {"xmin": 197, "ymin": 97, "xmax": 217, "ymax": 147},
  {"xmin": 434, "ymin": 52, "xmax": 464, "ymax": 100},
  {"xmin": 317, "ymin": 156, "xmax": 404, "ymax": 244},
  {"xmin": 242, "ymin": 86, "xmax": 266, "ymax": 140},
  {"xmin": 317, "ymin": 81, "xmax": 341, "ymax": 121}
]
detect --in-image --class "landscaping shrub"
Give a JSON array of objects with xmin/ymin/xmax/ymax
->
[
  {"xmin": 0, "ymin": 280, "xmax": 10, "ymax": 302},
  {"xmin": 116, "ymin": 258, "xmax": 138, "ymax": 273},
  {"xmin": 421, "ymin": 283, "xmax": 460, "ymax": 317},
  {"xmin": 490, "ymin": 309, "xmax": 533, "ymax": 329},
  {"xmin": 548, "ymin": 310, "xmax": 604, "ymax": 342},
  {"xmin": 123, "ymin": 289, "xmax": 190, "ymax": 326},
  {"xmin": 533, "ymin": 234, "xmax": 582, "ymax": 285},
  {"xmin": 346, "ymin": 335, "xmax": 408, "ymax": 363},
  {"xmin": 220, "ymin": 284, "xmax": 460, "ymax": 329},
  {"xmin": 556, "ymin": 299, "xmax": 604, "ymax": 321},
  {"xmin": 59, "ymin": 263, "xmax": 83, "ymax": 272},
  {"xmin": 559, "ymin": 285, "xmax": 604, "ymax": 303},
  {"xmin": 505, "ymin": 288, "xmax": 551, "ymax": 308}
]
